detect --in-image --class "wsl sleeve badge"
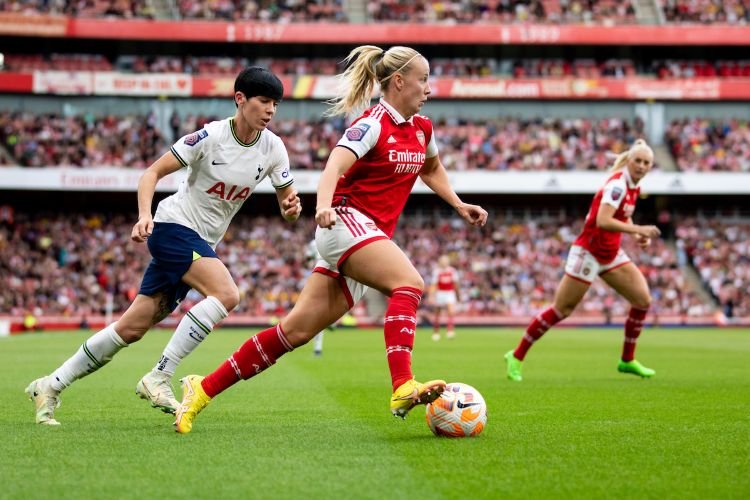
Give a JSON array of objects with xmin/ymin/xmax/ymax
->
[
  {"xmin": 184, "ymin": 129, "xmax": 209, "ymax": 147},
  {"xmin": 344, "ymin": 124, "xmax": 371, "ymax": 141}
]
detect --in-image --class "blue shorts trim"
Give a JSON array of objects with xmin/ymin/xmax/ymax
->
[{"xmin": 139, "ymin": 222, "xmax": 218, "ymax": 312}]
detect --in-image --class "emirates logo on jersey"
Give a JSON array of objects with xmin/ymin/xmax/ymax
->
[
  {"xmin": 389, "ymin": 150, "xmax": 426, "ymax": 174},
  {"xmin": 416, "ymin": 130, "xmax": 425, "ymax": 147}
]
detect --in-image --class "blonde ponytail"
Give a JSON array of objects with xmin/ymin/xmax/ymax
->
[
  {"xmin": 325, "ymin": 45, "xmax": 423, "ymax": 117},
  {"xmin": 610, "ymin": 138, "xmax": 652, "ymax": 171}
]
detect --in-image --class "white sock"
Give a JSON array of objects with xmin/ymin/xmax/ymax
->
[
  {"xmin": 313, "ymin": 332, "xmax": 324, "ymax": 352},
  {"xmin": 153, "ymin": 296, "xmax": 228, "ymax": 376},
  {"xmin": 49, "ymin": 324, "xmax": 128, "ymax": 392}
]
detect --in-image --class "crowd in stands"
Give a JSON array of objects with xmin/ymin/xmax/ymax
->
[
  {"xmin": 662, "ymin": 0, "xmax": 750, "ymax": 24},
  {"xmin": 1, "ymin": 111, "xmax": 647, "ymax": 171},
  {"xmin": 0, "ymin": 0, "xmax": 155, "ymax": 18},
  {"xmin": 177, "ymin": 0, "xmax": 347, "ymax": 22},
  {"xmin": 5, "ymin": 0, "xmax": 750, "ymax": 24},
  {"xmin": 6, "ymin": 53, "xmax": 750, "ymax": 81},
  {"xmin": 676, "ymin": 218, "xmax": 749, "ymax": 320},
  {"xmin": 0, "ymin": 209, "xmax": 714, "ymax": 322},
  {"xmin": 368, "ymin": 0, "xmax": 636, "ymax": 24},
  {"xmin": 654, "ymin": 60, "xmax": 750, "ymax": 79},
  {"xmin": 665, "ymin": 117, "xmax": 750, "ymax": 172},
  {"xmin": 0, "ymin": 111, "xmax": 166, "ymax": 168},
  {"xmin": 6, "ymin": 110, "xmax": 750, "ymax": 173}
]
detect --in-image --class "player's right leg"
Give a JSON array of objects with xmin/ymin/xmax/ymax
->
[
  {"xmin": 340, "ymin": 238, "xmax": 446, "ymax": 419},
  {"xmin": 27, "ymin": 294, "xmax": 163, "ymax": 424},
  {"xmin": 506, "ymin": 274, "xmax": 588, "ymax": 381},
  {"xmin": 176, "ymin": 273, "xmax": 350, "ymax": 433}
]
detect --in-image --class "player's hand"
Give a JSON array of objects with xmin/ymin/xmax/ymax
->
[
  {"xmin": 634, "ymin": 233, "xmax": 652, "ymax": 249},
  {"xmin": 637, "ymin": 225, "xmax": 661, "ymax": 239},
  {"xmin": 315, "ymin": 207, "xmax": 336, "ymax": 229},
  {"xmin": 131, "ymin": 215, "xmax": 153, "ymax": 243},
  {"xmin": 281, "ymin": 190, "xmax": 301, "ymax": 220},
  {"xmin": 456, "ymin": 202, "xmax": 488, "ymax": 227}
]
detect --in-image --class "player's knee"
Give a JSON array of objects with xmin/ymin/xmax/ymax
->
[
  {"xmin": 397, "ymin": 275, "xmax": 424, "ymax": 294},
  {"xmin": 282, "ymin": 324, "xmax": 316, "ymax": 348},
  {"xmin": 115, "ymin": 322, "xmax": 149, "ymax": 343},
  {"xmin": 556, "ymin": 303, "xmax": 576, "ymax": 318},
  {"xmin": 632, "ymin": 296, "xmax": 651, "ymax": 310},
  {"xmin": 215, "ymin": 286, "xmax": 240, "ymax": 312}
]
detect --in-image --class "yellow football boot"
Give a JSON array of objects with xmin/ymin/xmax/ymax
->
[
  {"xmin": 174, "ymin": 375, "xmax": 211, "ymax": 434},
  {"xmin": 390, "ymin": 379, "xmax": 446, "ymax": 419}
]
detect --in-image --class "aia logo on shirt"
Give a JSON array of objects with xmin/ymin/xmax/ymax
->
[{"xmin": 206, "ymin": 182, "xmax": 250, "ymax": 201}]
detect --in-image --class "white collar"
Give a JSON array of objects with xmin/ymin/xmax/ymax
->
[
  {"xmin": 623, "ymin": 168, "xmax": 638, "ymax": 189},
  {"xmin": 379, "ymin": 98, "xmax": 413, "ymax": 124}
]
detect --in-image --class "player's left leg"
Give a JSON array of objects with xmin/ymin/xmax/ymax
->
[
  {"xmin": 601, "ymin": 263, "xmax": 655, "ymax": 378},
  {"xmin": 341, "ymin": 239, "xmax": 445, "ymax": 419},
  {"xmin": 139, "ymin": 257, "xmax": 236, "ymax": 413}
]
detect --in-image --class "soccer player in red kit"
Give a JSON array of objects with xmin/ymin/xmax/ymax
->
[
  {"xmin": 429, "ymin": 255, "xmax": 460, "ymax": 341},
  {"xmin": 505, "ymin": 139, "xmax": 661, "ymax": 381},
  {"xmin": 173, "ymin": 45, "xmax": 488, "ymax": 433}
]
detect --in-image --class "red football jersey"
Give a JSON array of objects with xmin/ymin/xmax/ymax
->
[
  {"xmin": 332, "ymin": 99, "xmax": 438, "ymax": 238},
  {"xmin": 574, "ymin": 169, "xmax": 640, "ymax": 263},
  {"xmin": 433, "ymin": 267, "xmax": 458, "ymax": 291}
]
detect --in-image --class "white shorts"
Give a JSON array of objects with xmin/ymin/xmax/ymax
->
[
  {"xmin": 314, "ymin": 206, "xmax": 388, "ymax": 308},
  {"xmin": 434, "ymin": 290, "xmax": 457, "ymax": 307},
  {"xmin": 564, "ymin": 245, "xmax": 631, "ymax": 284}
]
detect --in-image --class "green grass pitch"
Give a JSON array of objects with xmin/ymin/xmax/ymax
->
[{"xmin": 2, "ymin": 327, "xmax": 748, "ymax": 499}]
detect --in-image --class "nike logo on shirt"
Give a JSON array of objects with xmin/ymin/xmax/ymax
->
[{"xmin": 212, "ymin": 160, "xmax": 228, "ymax": 165}]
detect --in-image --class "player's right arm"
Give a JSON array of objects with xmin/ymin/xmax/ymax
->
[
  {"xmin": 315, "ymin": 147, "xmax": 357, "ymax": 229},
  {"xmin": 316, "ymin": 118, "xmax": 379, "ymax": 229},
  {"xmin": 594, "ymin": 178, "xmax": 660, "ymax": 239},
  {"xmin": 131, "ymin": 151, "xmax": 184, "ymax": 243}
]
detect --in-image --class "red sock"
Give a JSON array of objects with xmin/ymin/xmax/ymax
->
[
  {"xmin": 201, "ymin": 324, "xmax": 293, "ymax": 398},
  {"xmin": 446, "ymin": 315, "xmax": 454, "ymax": 334},
  {"xmin": 622, "ymin": 306, "xmax": 648, "ymax": 362},
  {"xmin": 514, "ymin": 306, "xmax": 564, "ymax": 361},
  {"xmin": 384, "ymin": 286, "xmax": 421, "ymax": 391}
]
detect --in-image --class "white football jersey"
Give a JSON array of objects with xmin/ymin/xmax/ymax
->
[{"xmin": 154, "ymin": 117, "xmax": 293, "ymax": 248}]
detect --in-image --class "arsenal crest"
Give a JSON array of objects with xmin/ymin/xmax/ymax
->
[{"xmin": 416, "ymin": 130, "xmax": 425, "ymax": 147}]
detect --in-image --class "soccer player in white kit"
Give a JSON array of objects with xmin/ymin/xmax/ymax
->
[{"xmin": 26, "ymin": 67, "xmax": 302, "ymax": 425}]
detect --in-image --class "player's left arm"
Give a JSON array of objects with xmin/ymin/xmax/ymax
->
[
  {"xmin": 420, "ymin": 154, "xmax": 487, "ymax": 227},
  {"xmin": 275, "ymin": 186, "xmax": 301, "ymax": 222},
  {"xmin": 627, "ymin": 217, "xmax": 653, "ymax": 248},
  {"xmin": 596, "ymin": 204, "xmax": 660, "ymax": 239}
]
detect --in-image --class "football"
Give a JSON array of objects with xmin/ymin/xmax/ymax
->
[{"xmin": 425, "ymin": 382, "xmax": 487, "ymax": 437}]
